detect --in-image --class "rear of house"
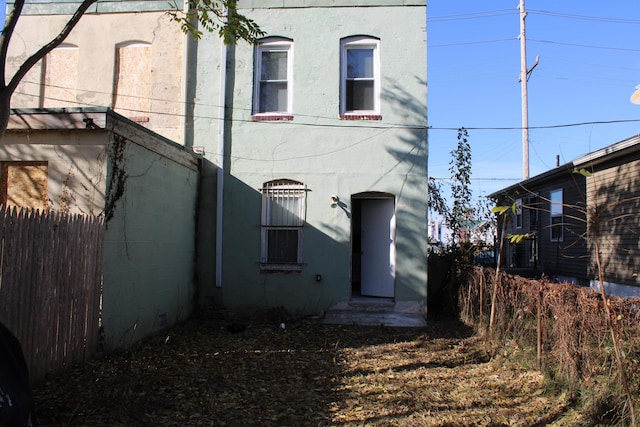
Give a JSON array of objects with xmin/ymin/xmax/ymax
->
[{"xmin": 190, "ymin": 1, "xmax": 429, "ymax": 315}]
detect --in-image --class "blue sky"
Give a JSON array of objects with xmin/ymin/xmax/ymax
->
[{"xmin": 427, "ymin": 1, "xmax": 640, "ymax": 201}]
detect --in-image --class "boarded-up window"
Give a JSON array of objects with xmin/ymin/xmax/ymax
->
[
  {"xmin": 113, "ymin": 43, "xmax": 151, "ymax": 118},
  {"xmin": 43, "ymin": 45, "xmax": 78, "ymax": 108},
  {"xmin": 0, "ymin": 162, "xmax": 48, "ymax": 211}
]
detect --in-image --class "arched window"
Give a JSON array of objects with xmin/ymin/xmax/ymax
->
[
  {"xmin": 340, "ymin": 36, "xmax": 381, "ymax": 118},
  {"xmin": 113, "ymin": 42, "xmax": 152, "ymax": 120},
  {"xmin": 260, "ymin": 179, "xmax": 306, "ymax": 269},
  {"xmin": 43, "ymin": 44, "xmax": 78, "ymax": 108},
  {"xmin": 253, "ymin": 37, "xmax": 294, "ymax": 119}
]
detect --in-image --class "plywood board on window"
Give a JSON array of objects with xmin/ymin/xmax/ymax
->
[{"xmin": 0, "ymin": 162, "xmax": 48, "ymax": 211}]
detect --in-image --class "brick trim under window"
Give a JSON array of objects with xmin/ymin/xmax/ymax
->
[
  {"xmin": 339, "ymin": 114, "xmax": 382, "ymax": 121},
  {"xmin": 252, "ymin": 114, "xmax": 294, "ymax": 121}
]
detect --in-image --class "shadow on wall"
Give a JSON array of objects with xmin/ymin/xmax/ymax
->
[
  {"xmin": 0, "ymin": 133, "xmax": 107, "ymax": 215},
  {"xmin": 380, "ymin": 76, "xmax": 428, "ymax": 302},
  {"xmin": 208, "ymin": 171, "xmax": 352, "ymax": 316}
]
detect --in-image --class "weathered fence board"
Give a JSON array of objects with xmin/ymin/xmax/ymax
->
[{"xmin": 0, "ymin": 206, "xmax": 104, "ymax": 382}]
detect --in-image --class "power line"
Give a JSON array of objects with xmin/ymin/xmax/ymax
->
[
  {"xmin": 528, "ymin": 10, "xmax": 640, "ymax": 25},
  {"xmin": 529, "ymin": 38, "xmax": 640, "ymax": 52},
  {"xmin": 427, "ymin": 9, "xmax": 517, "ymax": 23},
  {"xmin": 429, "ymin": 119, "xmax": 640, "ymax": 132},
  {"xmin": 14, "ymin": 85, "xmax": 427, "ymax": 130},
  {"xmin": 429, "ymin": 38, "xmax": 514, "ymax": 48}
]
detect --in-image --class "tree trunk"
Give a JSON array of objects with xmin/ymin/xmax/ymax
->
[{"xmin": 0, "ymin": 91, "xmax": 11, "ymax": 139}]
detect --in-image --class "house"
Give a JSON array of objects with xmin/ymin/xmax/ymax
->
[
  {"xmin": 490, "ymin": 160, "xmax": 588, "ymax": 284},
  {"xmin": 7, "ymin": 0, "xmax": 186, "ymax": 144},
  {"xmin": 190, "ymin": 0, "xmax": 429, "ymax": 316},
  {"xmin": 490, "ymin": 134, "xmax": 640, "ymax": 297},
  {"xmin": 574, "ymin": 134, "xmax": 640, "ymax": 297},
  {"xmin": 1, "ymin": 107, "xmax": 201, "ymax": 350},
  {"xmin": 5, "ymin": 0, "xmax": 429, "ymax": 322}
]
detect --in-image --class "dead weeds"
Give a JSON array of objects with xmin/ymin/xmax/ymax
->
[{"xmin": 33, "ymin": 318, "xmax": 580, "ymax": 426}]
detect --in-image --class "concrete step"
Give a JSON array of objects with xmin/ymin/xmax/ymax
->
[{"xmin": 323, "ymin": 298, "xmax": 426, "ymax": 327}]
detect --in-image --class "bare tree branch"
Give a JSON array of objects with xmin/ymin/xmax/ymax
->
[{"xmin": 5, "ymin": 0, "xmax": 97, "ymax": 95}]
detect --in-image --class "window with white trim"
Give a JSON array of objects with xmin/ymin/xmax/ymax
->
[
  {"xmin": 550, "ymin": 189, "xmax": 563, "ymax": 241},
  {"xmin": 515, "ymin": 198, "xmax": 523, "ymax": 228},
  {"xmin": 253, "ymin": 38, "xmax": 293, "ymax": 117},
  {"xmin": 340, "ymin": 36, "xmax": 380, "ymax": 117},
  {"xmin": 261, "ymin": 180, "xmax": 306, "ymax": 270}
]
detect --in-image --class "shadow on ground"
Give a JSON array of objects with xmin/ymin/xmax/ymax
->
[{"xmin": 33, "ymin": 318, "xmax": 573, "ymax": 426}]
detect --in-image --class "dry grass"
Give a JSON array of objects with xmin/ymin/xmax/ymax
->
[{"xmin": 33, "ymin": 318, "xmax": 579, "ymax": 426}]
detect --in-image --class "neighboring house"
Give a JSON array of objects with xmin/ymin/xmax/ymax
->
[
  {"xmin": 190, "ymin": 1, "xmax": 429, "ymax": 314},
  {"xmin": 490, "ymin": 134, "xmax": 640, "ymax": 296},
  {"xmin": 1, "ymin": 108, "xmax": 200, "ymax": 350},
  {"xmin": 490, "ymin": 161, "xmax": 588, "ymax": 284},
  {"xmin": 574, "ymin": 134, "xmax": 640, "ymax": 297},
  {"xmin": 7, "ymin": 0, "xmax": 186, "ymax": 144},
  {"xmin": 459, "ymin": 218, "xmax": 495, "ymax": 246}
]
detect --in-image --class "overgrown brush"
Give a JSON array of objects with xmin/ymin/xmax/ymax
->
[{"xmin": 460, "ymin": 266, "xmax": 640, "ymax": 425}]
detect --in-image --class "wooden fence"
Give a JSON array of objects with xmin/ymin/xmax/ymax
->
[{"xmin": 0, "ymin": 206, "xmax": 104, "ymax": 382}]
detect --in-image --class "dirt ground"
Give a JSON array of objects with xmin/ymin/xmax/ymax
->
[{"xmin": 33, "ymin": 317, "xmax": 581, "ymax": 426}]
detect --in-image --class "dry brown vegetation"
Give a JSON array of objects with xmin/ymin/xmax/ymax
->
[
  {"xmin": 461, "ymin": 267, "xmax": 640, "ymax": 426},
  {"xmin": 33, "ymin": 317, "xmax": 579, "ymax": 427}
]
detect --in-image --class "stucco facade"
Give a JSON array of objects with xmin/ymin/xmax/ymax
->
[
  {"xmin": 191, "ymin": 1, "xmax": 428, "ymax": 314},
  {"xmin": 5, "ymin": 0, "xmax": 429, "ymax": 318},
  {"xmin": 7, "ymin": 1, "xmax": 185, "ymax": 144}
]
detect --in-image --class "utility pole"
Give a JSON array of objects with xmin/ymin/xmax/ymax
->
[{"xmin": 519, "ymin": 0, "xmax": 530, "ymax": 180}]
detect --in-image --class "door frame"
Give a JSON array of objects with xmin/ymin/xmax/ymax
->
[{"xmin": 350, "ymin": 192, "xmax": 396, "ymax": 299}]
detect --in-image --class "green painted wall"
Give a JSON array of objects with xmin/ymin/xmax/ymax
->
[
  {"xmin": 192, "ymin": 3, "xmax": 428, "ymax": 314},
  {"xmin": 101, "ymin": 122, "xmax": 199, "ymax": 350}
]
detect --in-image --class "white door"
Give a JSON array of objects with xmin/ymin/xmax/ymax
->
[{"xmin": 360, "ymin": 198, "xmax": 395, "ymax": 298}]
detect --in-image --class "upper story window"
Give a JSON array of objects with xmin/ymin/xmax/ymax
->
[
  {"xmin": 340, "ymin": 36, "xmax": 381, "ymax": 119},
  {"xmin": 260, "ymin": 180, "xmax": 306, "ymax": 270},
  {"xmin": 550, "ymin": 189, "xmax": 563, "ymax": 241},
  {"xmin": 515, "ymin": 198, "xmax": 523, "ymax": 228},
  {"xmin": 43, "ymin": 44, "xmax": 78, "ymax": 108},
  {"xmin": 113, "ymin": 42, "xmax": 152, "ymax": 122},
  {"xmin": 253, "ymin": 37, "xmax": 293, "ymax": 120}
]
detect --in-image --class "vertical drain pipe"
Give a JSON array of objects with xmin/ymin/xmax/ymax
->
[{"xmin": 216, "ymin": 33, "xmax": 228, "ymax": 288}]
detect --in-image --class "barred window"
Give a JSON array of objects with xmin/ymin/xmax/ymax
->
[{"xmin": 261, "ymin": 180, "xmax": 306, "ymax": 270}]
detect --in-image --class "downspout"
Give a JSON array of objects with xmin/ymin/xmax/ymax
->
[
  {"xmin": 216, "ymin": 33, "xmax": 228, "ymax": 288},
  {"xmin": 181, "ymin": 0, "xmax": 191, "ymax": 147}
]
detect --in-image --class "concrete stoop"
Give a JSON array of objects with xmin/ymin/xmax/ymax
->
[{"xmin": 323, "ymin": 297, "xmax": 427, "ymax": 327}]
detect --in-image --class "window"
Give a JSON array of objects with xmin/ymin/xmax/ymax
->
[
  {"xmin": 261, "ymin": 180, "xmax": 306, "ymax": 270},
  {"xmin": 340, "ymin": 36, "xmax": 381, "ymax": 118},
  {"xmin": 113, "ymin": 42, "xmax": 152, "ymax": 121},
  {"xmin": 253, "ymin": 38, "xmax": 293, "ymax": 119},
  {"xmin": 550, "ymin": 189, "xmax": 563, "ymax": 241},
  {"xmin": 0, "ymin": 161, "xmax": 48, "ymax": 211},
  {"xmin": 515, "ymin": 198, "xmax": 523, "ymax": 228},
  {"xmin": 43, "ymin": 45, "xmax": 78, "ymax": 108}
]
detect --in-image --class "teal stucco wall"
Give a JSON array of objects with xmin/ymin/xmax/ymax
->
[
  {"xmin": 101, "ymin": 117, "xmax": 200, "ymax": 350},
  {"xmin": 192, "ymin": 2, "xmax": 428, "ymax": 314}
]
